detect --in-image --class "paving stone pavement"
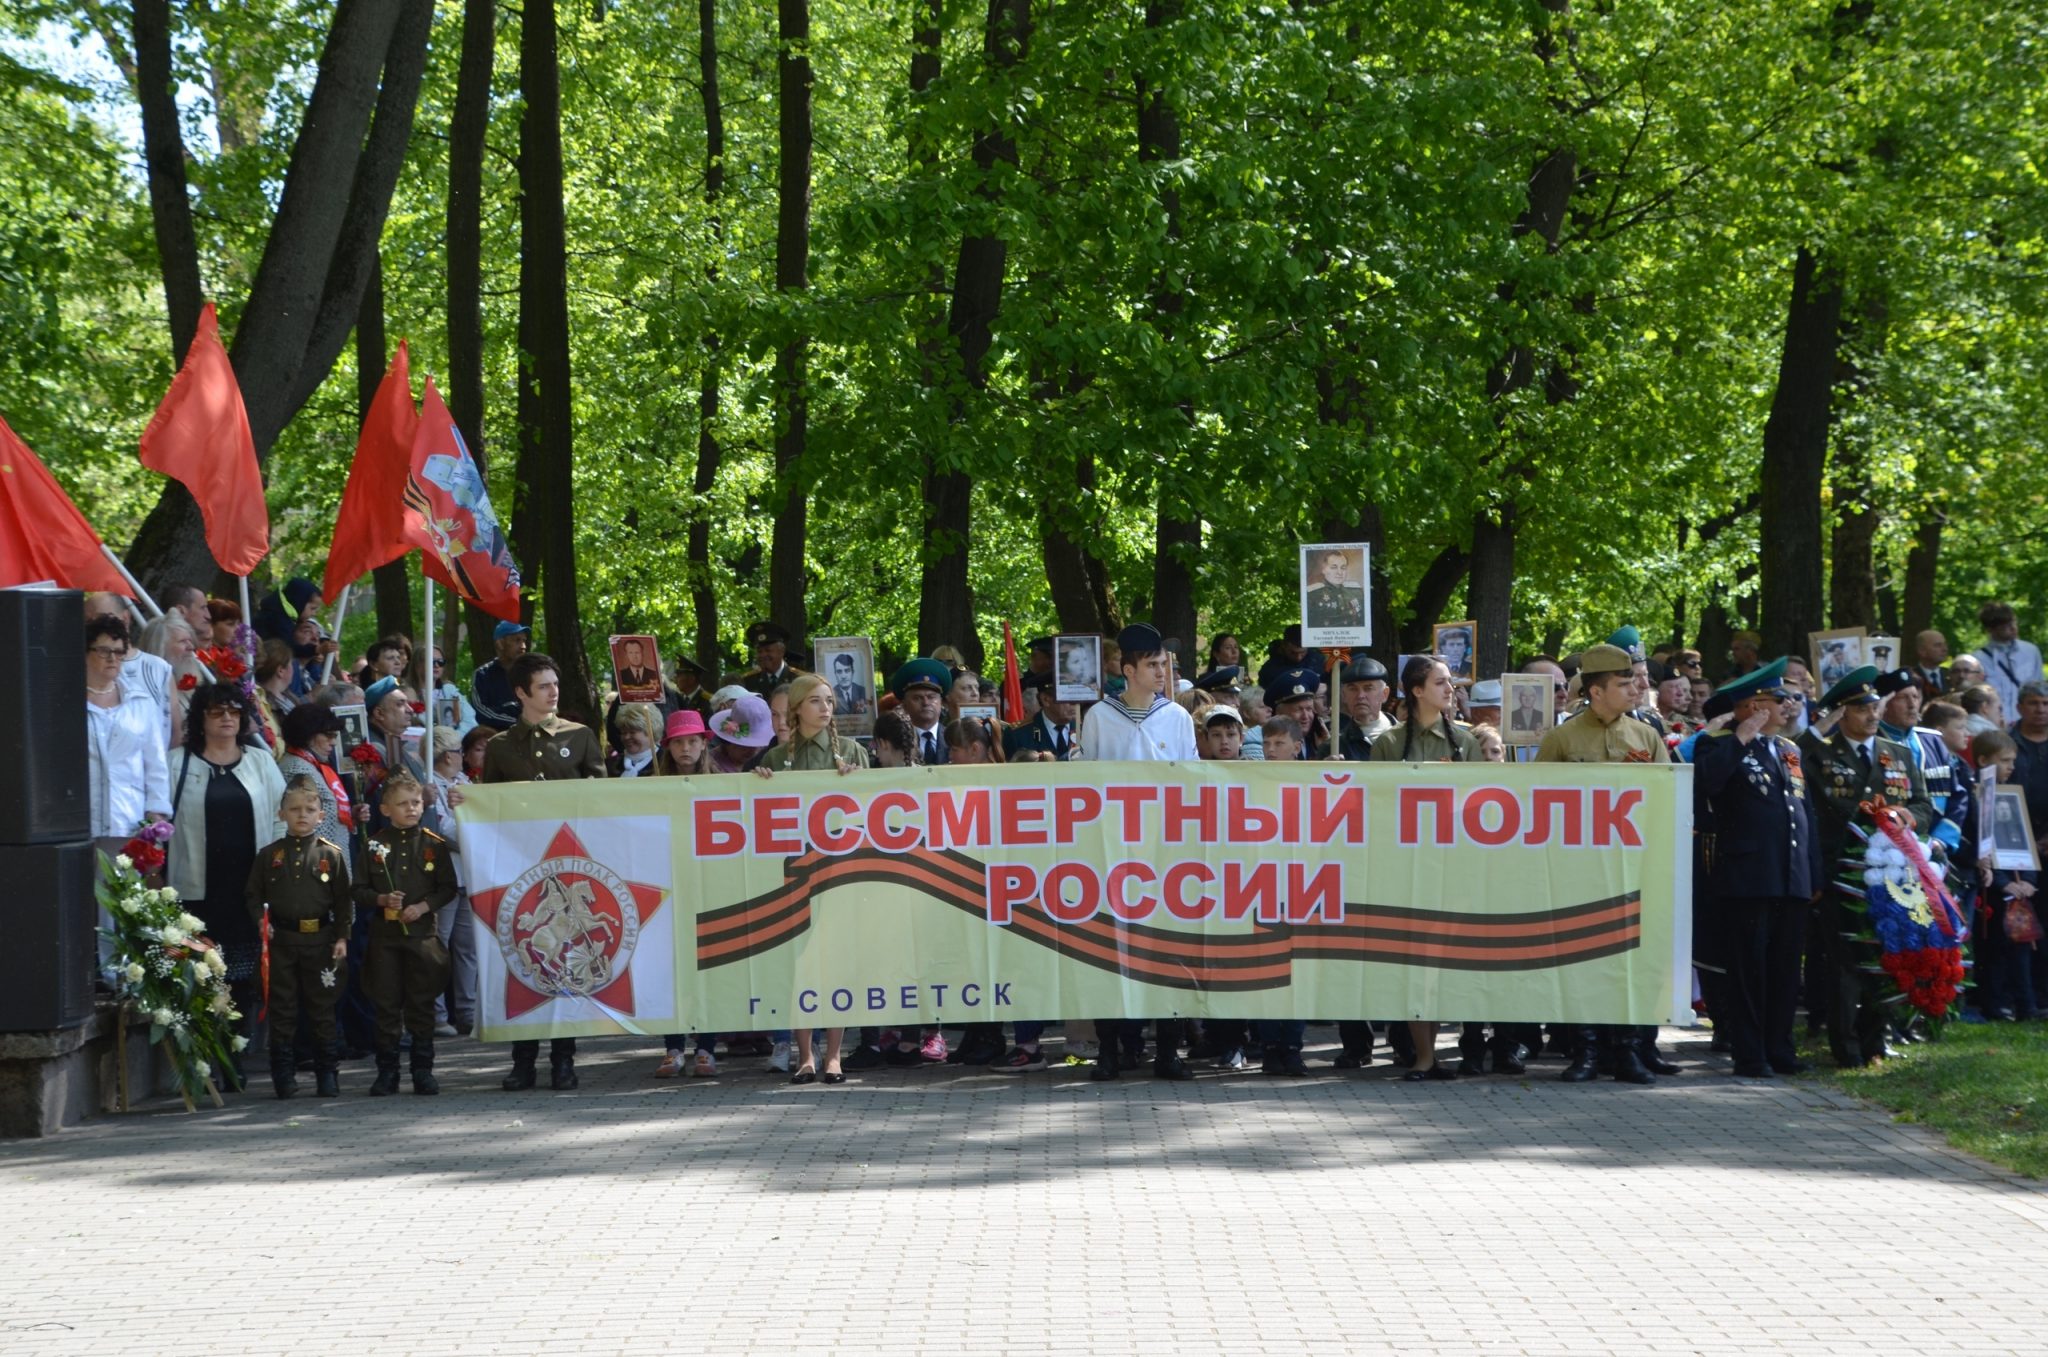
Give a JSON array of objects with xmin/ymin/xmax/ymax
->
[{"xmin": 1, "ymin": 1025, "xmax": 2042, "ymax": 1356}]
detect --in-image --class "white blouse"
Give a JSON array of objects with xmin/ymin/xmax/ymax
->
[{"xmin": 86, "ymin": 687, "xmax": 171, "ymax": 838}]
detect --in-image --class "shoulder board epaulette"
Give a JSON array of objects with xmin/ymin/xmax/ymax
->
[
  {"xmin": 315, "ymin": 836, "xmax": 346, "ymax": 856},
  {"xmin": 421, "ymin": 828, "xmax": 447, "ymax": 845}
]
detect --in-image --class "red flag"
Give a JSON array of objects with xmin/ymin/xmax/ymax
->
[
  {"xmin": 323, "ymin": 341, "xmax": 418, "ymax": 599},
  {"xmin": 401, "ymin": 377, "xmax": 522, "ymax": 622},
  {"xmin": 137, "ymin": 303, "xmax": 269, "ymax": 576},
  {"xmin": 1000, "ymin": 620, "xmax": 1025, "ymax": 724},
  {"xmin": 0, "ymin": 415, "xmax": 132, "ymax": 594}
]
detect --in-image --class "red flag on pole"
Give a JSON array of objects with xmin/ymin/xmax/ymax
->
[
  {"xmin": 1000, "ymin": 620, "xmax": 1025, "ymax": 724},
  {"xmin": 323, "ymin": 340, "xmax": 418, "ymax": 600},
  {"xmin": 401, "ymin": 377, "xmax": 522, "ymax": 622},
  {"xmin": 137, "ymin": 302, "xmax": 269, "ymax": 576},
  {"xmin": 0, "ymin": 415, "xmax": 132, "ymax": 594}
]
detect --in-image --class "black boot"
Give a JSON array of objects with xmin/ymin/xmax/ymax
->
[
  {"xmin": 269, "ymin": 1048, "xmax": 298, "ymax": 1100},
  {"xmin": 314, "ymin": 1047, "xmax": 340, "ymax": 1098},
  {"xmin": 1492, "ymin": 1044, "xmax": 1528, "ymax": 1076},
  {"xmin": 411, "ymin": 1041, "xmax": 440, "ymax": 1096},
  {"xmin": 550, "ymin": 1053, "xmax": 579, "ymax": 1090},
  {"xmin": 1611, "ymin": 1045, "xmax": 1656, "ymax": 1085},
  {"xmin": 368, "ymin": 1050, "xmax": 402, "ymax": 1096},
  {"xmin": 1559, "ymin": 1030, "xmax": 1600, "ymax": 1083},
  {"xmin": 1637, "ymin": 1033, "xmax": 1681, "ymax": 1076},
  {"xmin": 502, "ymin": 1055, "xmax": 537, "ymax": 1090}
]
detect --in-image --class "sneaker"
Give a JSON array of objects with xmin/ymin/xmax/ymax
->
[
  {"xmin": 766, "ymin": 1041, "xmax": 792, "ymax": 1073},
  {"xmin": 994, "ymin": 1045, "xmax": 1047, "ymax": 1071},
  {"xmin": 919, "ymin": 1031, "xmax": 949, "ymax": 1063},
  {"xmin": 654, "ymin": 1050, "xmax": 687, "ymax": 1078},
  {"xmin": 433, "ymin": 1022, "xmax": 459, "ymax": 1038},
  {"xmin": 1072, "ymin": 1040, "xmax": 1099, "ymax": 1062},
  {"xmin": 1215, "ymin": 1047, "xmax": 1248, "ymax": 1071},
  {"xmin": 692, "ymin": 1050, "xmax": 718, "ymax": 1077}
]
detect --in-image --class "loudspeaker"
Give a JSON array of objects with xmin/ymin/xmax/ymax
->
[
  {"xmin": 0, "ymin": 840, "xmax": 96, "ymax": 1031},
  {"xmin": 0, "ymin": 586, "xmax": 89, "ymax": 844}
]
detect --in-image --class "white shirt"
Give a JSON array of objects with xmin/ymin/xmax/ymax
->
[
  {"xmin": 119, "ymin": 650, "xmax": 174, "ymax": 748},
  {"xmin": 1974, "ymin": 638, "xmax": 2045, "ymax": 717},
  {"xmin": 1076, "ymin": 694, "xmax": 1198, "ymax": 762},
  {"xmin": 86, "ymin": 687, "xmax": 171, "ymax": 838}
]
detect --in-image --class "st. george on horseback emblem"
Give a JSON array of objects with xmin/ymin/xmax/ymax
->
[{"xmin": 471, "ymin": 824, "xmax": 667, "ymax": 1019}]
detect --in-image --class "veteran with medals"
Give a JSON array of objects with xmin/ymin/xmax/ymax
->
[{"xmin": 1796, "ymin": 666, "xmax": 1932, "ymax": 1067}]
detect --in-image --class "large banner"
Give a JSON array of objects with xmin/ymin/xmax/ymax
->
[{"xmin": 458, "ymin": 762, "xmax": 1694, "ymax": 1042}]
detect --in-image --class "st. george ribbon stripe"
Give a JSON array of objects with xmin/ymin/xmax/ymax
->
[{"xmin": 693, "ymin": 848, "xmax": 1641, "ymax": 990}]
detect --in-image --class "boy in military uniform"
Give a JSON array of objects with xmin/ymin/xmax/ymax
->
[
  {"xmin": 1535, "ymin": 642, "xmax": 1674, "ymax": 1085},
  {"xmin": 477, "ymin": 652, "xmax": 607, "ymax": 1089},
  {"xmin": 1797, "ymin": 666, "xmax": 1932, "ymax": 1066},
  {"xmin": 246, "ymin": 776, "xmax": 353, "ymax": 1099},
  {"xmin": 356, "ymin": 772, "xmax": 457, "ymax": 1094}
]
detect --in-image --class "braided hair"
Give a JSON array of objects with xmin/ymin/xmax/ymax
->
[{"xmin": 1398, "ymin": 656, "xmax": 1464, "ymax": 762}]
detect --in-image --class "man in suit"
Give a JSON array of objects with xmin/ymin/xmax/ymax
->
[
  {"xmin": 615, "ymin": 638, "xmax": 659, "ymax": 692},
  {"xmin": 1509, "ymin": 679, "xmax": 1547, "ymax": 735},
  {"xmin": 829, "ymin": 652, "xmax": 870, "ymax": 715},
  {"xmin": 1798, "ymin": 666, "xmax": 1932, "ymax": 1067},
  {"xmin": 1695, "ymin": 659, "xmax": 1823, "ymax": 1079},
  {"xmin": 1003, "ymin": 672, "xmax": 1076, "ymax": 761},
  {"xmin": 1304, "ymin": 549, "xmax": 1365, "ymax": 630},
  {"xmin": 1909, "ymin": 630, "xmax": 1950, "ymax": 701}
]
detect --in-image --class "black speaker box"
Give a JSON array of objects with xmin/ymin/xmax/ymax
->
[
  {"xmin": 0, "ymin": 840, "xmax": 96, "ymax": 1031},
  {"xmin": 0, "ymin": 586, "xmax": 89, "ymax": 844}
]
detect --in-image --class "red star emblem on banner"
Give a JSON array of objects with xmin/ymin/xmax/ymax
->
[{"xmin": 472, "ymin": 824, "xmax": 667, "ymax": 1020}]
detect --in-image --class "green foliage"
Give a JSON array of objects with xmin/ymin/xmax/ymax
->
[{"xmin": 3, "ymin": 0, "xmax": 2047, "ymax": 675}]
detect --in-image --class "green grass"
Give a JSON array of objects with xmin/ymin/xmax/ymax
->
[{"xmin": 1816, "ymin": 1022, "xmax": 2048, "ymax": 1179}]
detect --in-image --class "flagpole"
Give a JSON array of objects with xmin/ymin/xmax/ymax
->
[
  {"xmin": 100, "ymin": 544, "xmax": 165, "ymax": 619},
  {"xmin": 236, "ymin": 575, "xmax": 253, "ymax": 641},
  {"xmin": 320, "ymin": 582, "xmax": 353, "ymax": 684},
  {"xmin": 422, "ymin": 573, "xmax": 435, "ymax": 777}
]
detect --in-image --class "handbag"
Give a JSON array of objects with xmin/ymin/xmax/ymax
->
[{"xmin": 2005, "ymin": 896, "xmax": 2044, "ymax": 947}]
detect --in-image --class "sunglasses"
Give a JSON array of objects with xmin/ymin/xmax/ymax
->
[{"xmin": 88, "ymin": 646, "xmax": 128, "ymax": 659}]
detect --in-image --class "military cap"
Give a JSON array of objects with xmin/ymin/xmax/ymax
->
[
  {"xmin": 1711, "ymin": 655, "xmax": 1789, "ymax": 710},
  {"xmin": 1873, "ymin": 668, "xmax": 1919, "ymax": 699},
  {"xmin": 1191, "ymin": 664, "xmax": 1245, "ymax": 693},
  {"xmin": 1340, "ymin": 656, "xmax": 1388, "ymax": 684},
  {"xmin": 1117, "ymin": 622, "xmax": 1165, "ymax": 654},
  {"xmin": 890, "ymin": 657, "xmax": 952, "ymax": 699},
  {"xmin": 745, "ymin": 620, "xmax": 790, "ymax": 648},
  {"xmin": 1267, "ymin": 665, "xmax": 1322, "ymax": 705},
  {"xmin": 1027, "ymin": 636, "xmax": 1054, "ymax": 655},
  {"xmin": 1578, "ymin": 643, "xmax": 1634, "ymax": 676},
  {"xmin": 1021, "ymin": 668, "xmax": 1054, "ymax": 693},
  {"xmin": 1702, "ymin": 691, "xmax": 1737, "ymax": 721},
  {"xmin": 671, "ymin": 651, "xmax": 710, "ymax": 679},
  {"xmin": 1605, "ymin": 625, "xmax": 1646, "ymax": 662},
  {"xmin": 1819, "ymin": 665, "xmax": 1883, "ymax": 709}
]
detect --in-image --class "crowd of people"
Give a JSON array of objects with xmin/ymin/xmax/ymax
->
[{"xmin": 77, "ymin": 579, "xmax": 2048, "ymax": 1099}]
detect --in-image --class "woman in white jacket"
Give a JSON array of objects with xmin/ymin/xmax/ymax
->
[
  {"xmin": 85, "ymin": 616, "xmax": 170, "ymax": 846},
  {"xmin": 167, "ymin": 683, "xmax": 284, "ymax": 1067}
]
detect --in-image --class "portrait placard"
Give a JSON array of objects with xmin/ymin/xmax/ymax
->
[
  {"xmin": 1056, "ymin": 635, "xmax": 1103, "ymax": 704},
  {"xmin": 1990, "ymin": 784, "xmax": 2040, "ymax": 872},
  {"xmin": 1502, "ymin": 674, "xmax": 1552, "ymax": 747},
  {"xmin": 956, "ymin": 704, "xmax": 999, "ymax": 725},
  {"xmin": 1434, "ymin": 622, "xmax": 1477, "ymax": 684},
  {"xmin": 812, "ymin": 636, "xmax": 877, "ymax": 738},
  {"xmin": 1864, "ymin": 635, "xmax": 1902, "ymax": 675},
  {"xmin": 610, "ymin": 634, "xmax": 664, "ymax": 704},
  {"xmin": 333, "ymin": 703, "xmax": 369, "ymax": 768},
  {"xmin": 1299, "ymin": 541, "xmax": 1371, "ymax": 649},
  {"xmin": 1809, "ymin": 628, "xmax": 1868, "ymax": 691}
]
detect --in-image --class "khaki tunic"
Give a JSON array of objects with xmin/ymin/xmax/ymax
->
[
  {"xmin": 481, "ymin": 715, "xmax": 606, "ymax": 783},
  {"xmin": 1533, "ymin": 710, "xmax": 1671, "ymax": 765},
  {"xmin": 244, "ymin": 833, "xmax": 353, "ymax": 1049},
  {"xmin": 1370, "ymin": 719, "xmax": 1481, "ymax": 763},
  {"xmin": 760, "ymin": 729, "xmax": 871, "ymax": 772}
]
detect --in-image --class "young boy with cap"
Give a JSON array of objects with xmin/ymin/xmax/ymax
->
[{"xmin": 1077, "ymin": 623, "xmax": 1198, "ymax": 1080}]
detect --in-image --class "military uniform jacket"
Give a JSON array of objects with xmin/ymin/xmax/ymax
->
[
  {"xmin": 481, "ymin": 715, "xmax": 606, "ymax": 783},
  {"xmin": 245, "ymin": 833, "xmax": 353, "ymax": 938},
  {"xmin": 1002, "ymin": 715, "xmax": 1076, "ymax": 762},
  {"xmin": 738, "ymin": 663, "xmax": 806, "ymax": 698},
  {"xmin": 1795, "ymin": 728, "xmax": 1932, "ymax": 866},
  {"xmin": 1534, "ymin": 709, "xmax": 1672, "ymax": 765},
  {"xmin": 354, "ymin": 825, "xmax": 458, "ymax": 939},
  {"xmin": 1693, "ymin": 731, "xmax": 1823, "ymax": 900}
]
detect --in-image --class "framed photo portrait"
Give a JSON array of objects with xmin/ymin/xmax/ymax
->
[
  {"xmin": 956, "ymin": 704, "xmax": 998, "ymax": 725},
  {"xmin": 1056, "ymin": 634, "xmax": 1103, "ymax": 703},
  {"xmin": 1299, "ymin": 541, "xmax": 1372, "ymax": 649},
  {"xmin": 333, "ymin": 703, "xmax": 369, "ymax": 768},
  {"xmin": 1502, "ymin": 674, "xmax": 1552, "ymax": 747},
  {"xmin": 811, "ymin": 636, "xmax": 877, "ymax": 738},
  {"xmin": 609, "ymin": 634, "xmax": 664, "ymax": 704},
  {"xmin": 1864, "ymin": 635, "xmax": 1902, "ymax": 675},
  {"xmin": 1990, "ymin": 784, "xmax": 2040, "ymax": 872},
  {"xmin": 1809, "ymin": 627, "xmax": 1868, "ymax": 692},
  {"xmin": 434, "ymin": 693, "xmax": 461, "ymax": 731},
  {"xmin": 1434, "ymin": 622, "xmax": 1477, "ymax": 684}
]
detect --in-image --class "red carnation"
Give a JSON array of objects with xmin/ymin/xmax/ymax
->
[{"xmin": 176, "ymin": 673, "xmax": 198, "ymax": 692}]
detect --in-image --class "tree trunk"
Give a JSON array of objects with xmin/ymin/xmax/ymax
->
[
  {"xmin": 354, "ymin": 252, "xmax": 414, "ymax": 642},
  {"xmin": 768, "ymin": 0, "xmax": 812, "ymax": 641},
  {"xmin": 448, "ymin": 0, "xmax": 497, "ymax": 668},
  {"xmin": 519, "ymin": 0, "xmax": 596, "ymax": 719},
  {"xmin": 1465, "ymin": 502, "xmax": 1517, "ymax": 677},
  {"xmin": 1902, "ymin": 511, "xmax": 1943, "ymax": 640},
  {"xmin": 1400, "ymin": 545, "xmax": 1471, "ymax": 653},
  {"xmin": 688, "ymin": 0, "xmax": 727, "ymax": 673},
  {"xmin": 1758, "ymin": 248, "xmax": 1842, "ymax": 659},
  {"xmin": 132, "ymin": 0, "xmax": 203, "ymax": 364},
  {"xmin": 125, "ymin": 0, "xmax": 434, "ymax": 595},
  {"xmin": 921, "ymin": 0, "xmax": 1029, "ymax": 667},
  {"xmin": 1040, "ymin": 455, "xmax": 1119, "ymax": 635}
]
